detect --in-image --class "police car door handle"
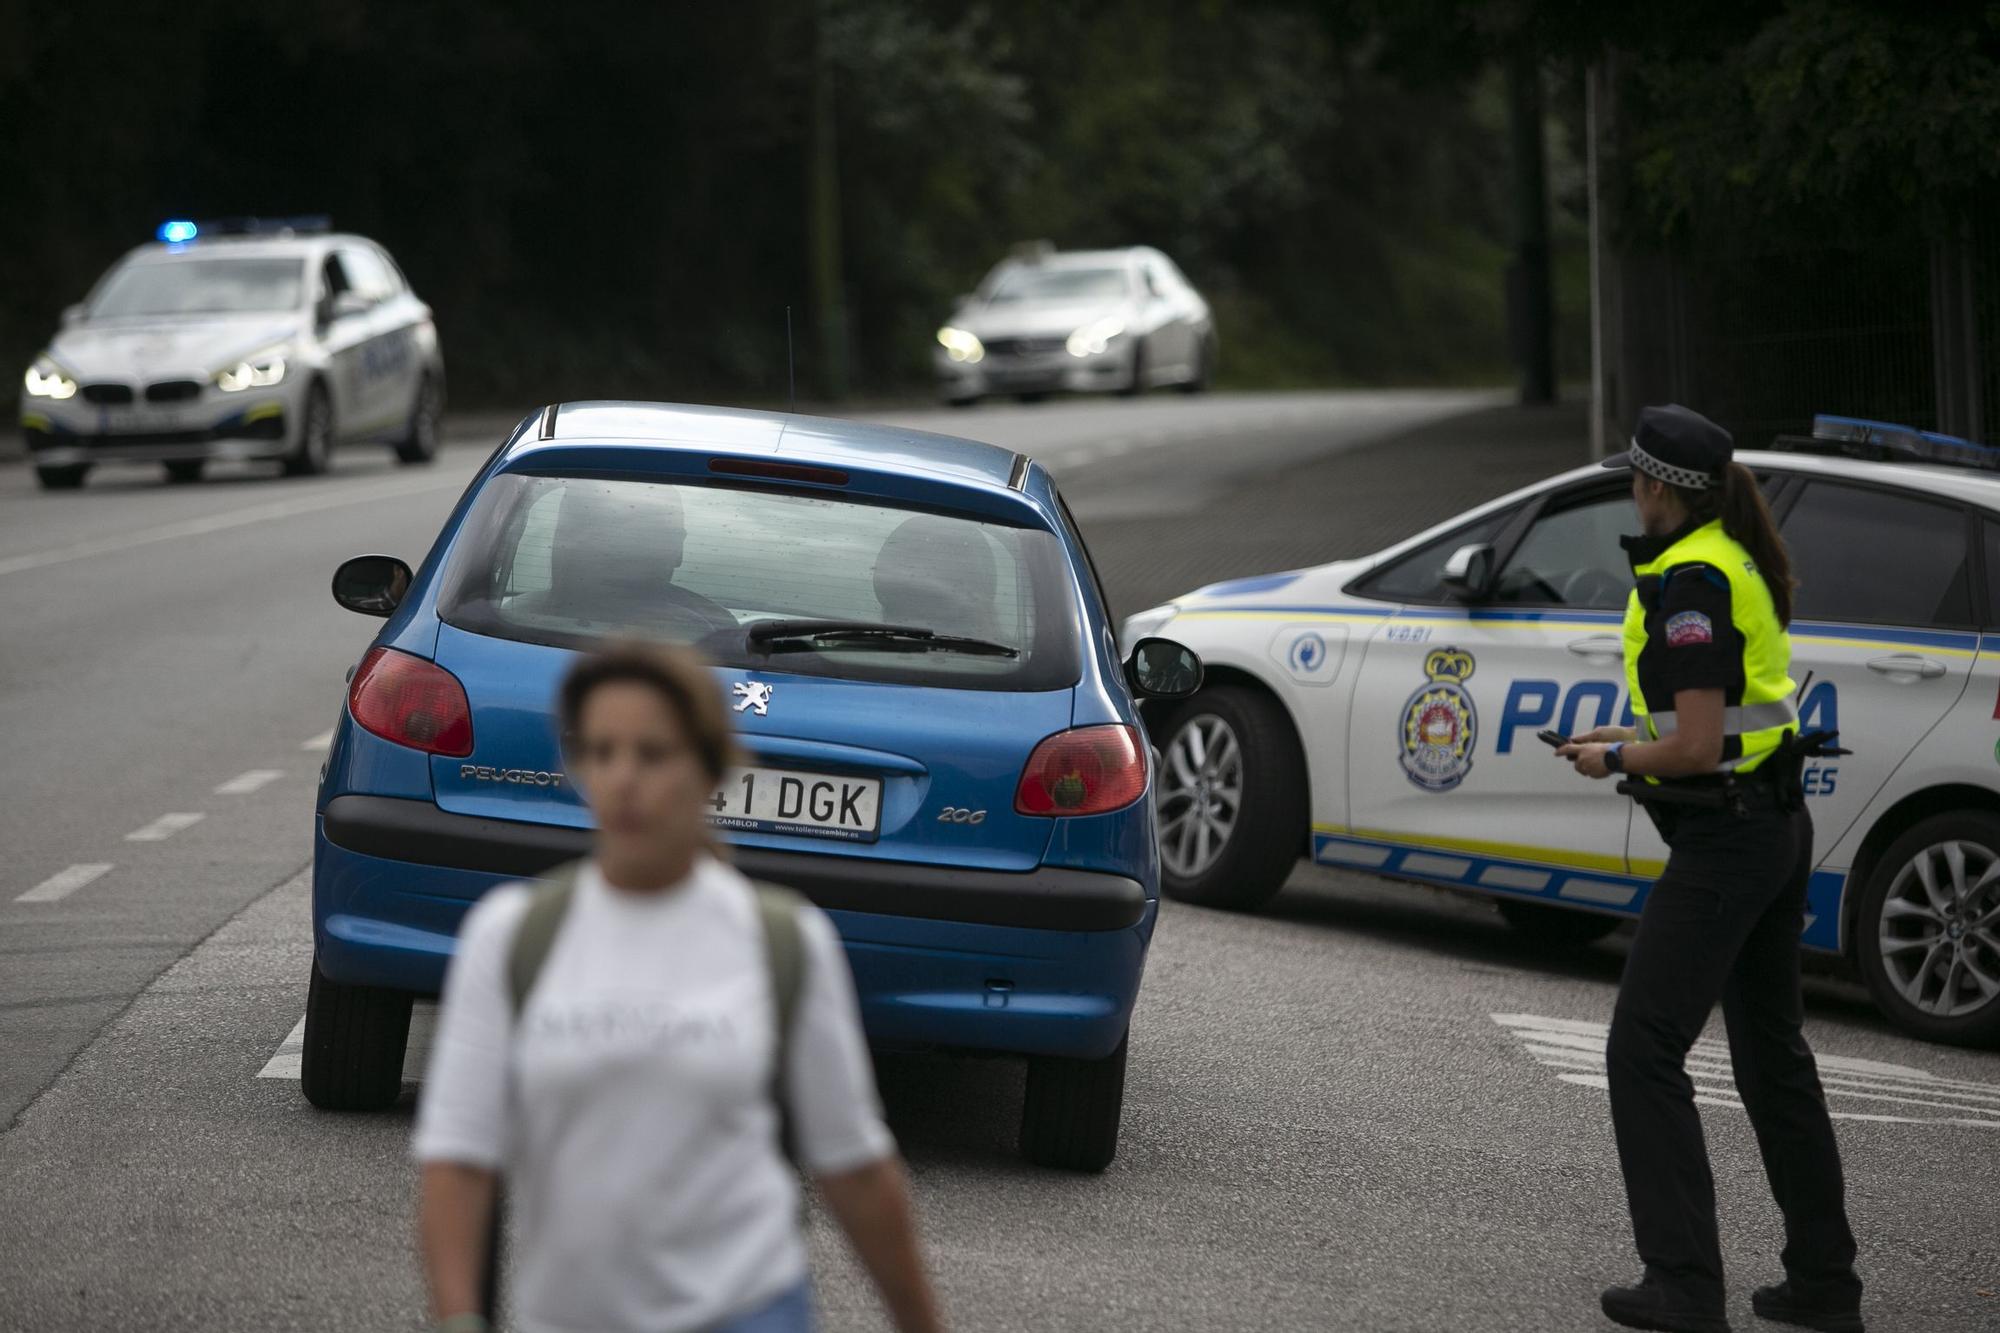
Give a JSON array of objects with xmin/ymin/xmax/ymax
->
[
  {"xmin": 1567, "ymin": 636, "xmax": 1623, "ymax": 661},
  {"xmin": 1866, "ymin": 654, "xmax": 1946, "ymax": 680}
]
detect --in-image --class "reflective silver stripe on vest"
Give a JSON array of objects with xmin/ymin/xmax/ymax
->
[{"xmin": 1645, "ymin": 699, "xmax": 1798, "ymax": 738}]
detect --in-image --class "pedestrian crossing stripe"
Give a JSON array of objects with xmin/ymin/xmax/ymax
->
[{"xmin": 1493, "ymin": 1013, "xmax": 2000, "ymax": 1129}]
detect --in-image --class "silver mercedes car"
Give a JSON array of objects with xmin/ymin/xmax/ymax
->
[
  {"xmin": 19, "ymin": 218, "xmax": 444, "ymax": 489},
  {"xmin": 934, "ymin": 246, "xmax": 1216, "ymax": 405}
]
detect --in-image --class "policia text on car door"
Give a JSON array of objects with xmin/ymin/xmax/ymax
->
[{"xmin": 1555, "ymin": 406, "xmax": 1865, "ymax": 1333}]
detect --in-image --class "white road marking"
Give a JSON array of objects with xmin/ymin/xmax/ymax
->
[
  {"xmin": 15, "ymin": 863, "xmax": 113, "ymax": 904},
  {"xmin": 1495, "ymin": 1012, "xmax": 2000, "ymax": 1129},
  {"xmin": 214, "ymin": 769, "xmax": 284, "ymax": 795},
  {"xmin": 0, "ymin": 474, "xmax": 463, "ymax": 580},
  {"xmin": 256, "ymin": 1019, "xmax": 305, "ymax": 1079},
  {"xmin": 124, "ymin": 812, "xmax": 205, "ymax": 842},
  {"xmin": 302, "ymin": 729, "xmax": 334, "ymax": 751}
]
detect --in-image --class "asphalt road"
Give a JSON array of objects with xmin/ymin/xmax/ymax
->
[{"xmin": 1, "ymin": 390, "xmax": 1995, "ymax": 1332}]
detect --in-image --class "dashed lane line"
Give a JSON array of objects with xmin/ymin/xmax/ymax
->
[
  {"xmin": 302, "ymin": 729, "xmax": 334, "ymax": 751},
  {"xmin": 257, "ymin": 1019, "xmax": 305, "ymax": 1079},
  {"xmin": 15, "ymin": 863, "xmax": 113, "ymax": 904},
  {"xmin": 124, "ymin": 812, "xmax": 205, "ymax": 842},
  {"xmin": 0, "ymin": 473, "xmax": 465, "ymax": 580},
  {"xmin": 214, "ymin": 769, "xmax": 284, "ymax": 795}
]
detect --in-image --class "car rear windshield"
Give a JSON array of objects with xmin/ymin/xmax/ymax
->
[
  {"xmin": 987, "ymin": 266, "xmax": 1130, "ymax": 304},
  {"xmin": 437, "ymin": 473, "xmax": 1082, "ymax": 691},
  {"xmin": 89, "ymin": 258, "xmax": 306, "ymax": 317}
]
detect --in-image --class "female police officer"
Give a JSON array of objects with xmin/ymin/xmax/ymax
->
[{"xmin": 1557, "ymin": 405, "xmax": 1863, "ymax": 1333}]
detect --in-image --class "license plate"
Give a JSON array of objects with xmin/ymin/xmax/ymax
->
[
  {"xmin": 705, "ymin": 766, "xmax": 881, "ymax": 843},
  {"xmin": 102, "ymin": 408, "xmax": 186, "ymax": 434}
]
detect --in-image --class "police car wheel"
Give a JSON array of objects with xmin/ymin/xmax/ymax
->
[
  {"xmin": 1494, "ymin": 899, "xmax": 1621, "ymax": 947},
  {"xmin": 393, "ymin": 375, "xmax": 442, "ymax": 465},
  {"xmin": 34, "ymin": 464, "xmax": 89, "ymax": 490},
  {"xmin": 1019, "ymin": 1030, "xmax": 1128, "ymax": 1173},
  {"xmin": 1857, "ymin": 812, "xmax": 2000, "ymax": 1046},
  {"xmin": 299, "ymin": 957, "xmax": 413, "ymax": 1111},
  {"xmin": 1156, "ymin": 685, "xmax": 1307, "ymax": 911},
  {"xmin": 1117, "ymin": 340, "xmax": 1147, "ymax": 397},
  {"xmin": 163, "ymin": 459, "xmax": 205, "ymax": 484},
  {"xmin": 283, "ymin": 382, "xmax": 334, "ymax": 477}
]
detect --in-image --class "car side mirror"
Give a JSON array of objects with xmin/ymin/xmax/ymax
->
[
  {"xmin": 1125, "ymin": 637, "xmax": 1203, "ymax": 699},
  {"xmin": 1439, "ymin": 542, "xmax": 1496, "ymax": 601},
  {"xmin": 332, "ymin": 554, "xmax": 413, "ymax": 617},
  {"xmin": 60, "ymin": 303, "xmax": 86, "ymax": 328}
]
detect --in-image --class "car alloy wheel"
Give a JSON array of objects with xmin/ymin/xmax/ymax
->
[
  {"xmin": 1877, "ymin": 838, "xmax": 2000, "ymax": 1018},
  {"xmin": 1159, "ymin": 713, "xmax": 1242, "ymax": 879}
]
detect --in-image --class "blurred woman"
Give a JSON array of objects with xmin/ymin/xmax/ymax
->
[{"xmin": 415, "ymin": 642, "xmax": 943, "ymax": 1333}]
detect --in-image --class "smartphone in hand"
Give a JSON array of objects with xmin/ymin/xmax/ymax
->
[{"xmin": 1538, "ymin": 729, "xmax": 1571, "ymax": 749}]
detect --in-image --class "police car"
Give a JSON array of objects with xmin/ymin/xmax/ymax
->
[
  {"xmin": 1124, "ymin": 417, "xmax": 2000, "ymax": 1046},
  {"xmin": 19, "ymin": 217, "xmax": 444, "ymax": 489}
]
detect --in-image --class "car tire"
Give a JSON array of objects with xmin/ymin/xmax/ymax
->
[
  {"xmin": 1177, "ymin": 335, "xmax": 1214, "ymax": 394},
  {"xmin": 1015, "ymin": 391, "xmax": 1048, "ymax": 404},
  {"xmin": 1154, "ymin": 685, "xmax": 1307, "ymax": 911},
  {"xmin": 300, "ymin": 958, "xmax": 413, "ymax": 1111},
  {"xmin": 283, "ymin": 382, "xmax": 334, "ymax": 477},
  {"xmin": 1117, "ymin": 340, "xmax": 1147, "ymax": 397},
  {"xmin": 34, "ymin": 464, "xmax": 90, "ymax": 490},
  {"xmin": 1495, "ymin": 899, "xmax": 1621, "ymax": 946},
  {"xmin": 1020, "ymin": 1031, "xmax": 1129, "ymax": 1172},
  {"xmin": 392, "ymin": 373, "xmax": 443, "ymax": 465},
  {"xmin": 163, "ymin": 459, "xmax": 206, "ymax": 484},
  {"xmin": 1855, "ymin": 811, "xmax": 2000, "ymax": 1047}
]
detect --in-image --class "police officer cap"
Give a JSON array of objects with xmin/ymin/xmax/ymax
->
[{"xmin": 1601, "ymin": 404, "xmax": 1733, "ymax": 490}]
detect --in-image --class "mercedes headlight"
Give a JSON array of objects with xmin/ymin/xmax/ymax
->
[
  {"xmin": 1119, "ymin": 602, "xmax": 1180, "ymax": 655},
  {"xmin": 24, "ymin": 358, "xmax": 77, "ymax": 400},
  {"xmin": 1066, "ymin": 317, "xmax": 1126, "ymax": 358},
  {"xmin": 215, "ymin": 346, "xmax": 289, "ymax": 392},
  {"xmin": 936, "ymin": 326, "xmax": 984, "ymax": 364}
]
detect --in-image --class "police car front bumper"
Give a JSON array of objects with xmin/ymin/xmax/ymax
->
[{"xmin": 21, "ymin": 393, "xmax": 292, "ymax": 465}]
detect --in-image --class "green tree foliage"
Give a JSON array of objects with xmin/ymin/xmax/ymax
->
[{"xmin": 3, "ymin": 0, "xmax": 1540, "ymax": 403}]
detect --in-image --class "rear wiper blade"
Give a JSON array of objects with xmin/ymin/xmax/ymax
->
[{"xmin": 744, "ymin": 618, "xmax": 1019, "ymax": 659}]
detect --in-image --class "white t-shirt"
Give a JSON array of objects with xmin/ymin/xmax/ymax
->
[{"xmin": 413, "ymin": 855, "xmax": 894, "ymax": 1333}]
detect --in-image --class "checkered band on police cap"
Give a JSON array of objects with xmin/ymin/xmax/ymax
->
[{"xmin": 1627, "ymin": 436, "xmax": 1717, "ymax": 489}]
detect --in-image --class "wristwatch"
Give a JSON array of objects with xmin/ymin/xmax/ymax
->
[{"xmin": 1604, "ymin": 742, "xmax": 1627, "ymax": 774}]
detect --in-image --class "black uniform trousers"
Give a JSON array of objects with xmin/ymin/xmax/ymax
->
[{"xmin": 1606, "ymin": 801, "xmax": 1861, "ymax": 1310}]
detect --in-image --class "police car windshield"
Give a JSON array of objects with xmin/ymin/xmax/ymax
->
[
  {"xmin": 987, "ymin": 267, "xmax": 1130, "ymax": 304},
  {"xmin": 437, "ymin": 474, "xmax": 1081, "ymax": 692},
  {"xmin": 88, "ymin": 258, "xmax": 307, "ymax": 318}
]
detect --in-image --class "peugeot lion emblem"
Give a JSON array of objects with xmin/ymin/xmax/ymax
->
[{"xmin": 732, "ymin": 680, "xmax": 774, "ymax": 716}]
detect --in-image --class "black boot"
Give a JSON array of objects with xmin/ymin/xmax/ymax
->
[
  {"xmin": 1750, "ymin": 1281, "xmax": 1864, "ymax": 1333},
  {"xmin": 1600, "ymin": 1279, "xmax": 1732, "ymax": 1333}
]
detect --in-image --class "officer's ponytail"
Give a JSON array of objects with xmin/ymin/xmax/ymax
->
[{"xmin": 1678, "ymin": 463, "xmax": 1796, "ymax": 626}]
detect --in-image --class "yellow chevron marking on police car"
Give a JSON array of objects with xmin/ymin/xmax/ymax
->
[
  {"xmin": 242, "ymin": 402, "xmax": 284, "ymax": 423},
  {"xmin": 1315, "ymin": 822, "xmax": 1664, "ymax": 879},
  {"xmin": 20, "ymin": 413, "xmax": 51, "ymax": 431}
]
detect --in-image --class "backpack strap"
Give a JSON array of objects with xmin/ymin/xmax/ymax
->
[
  {"xmin": 749, "ymin": 881, "xmax": 809, "ymax": 1158},
  {"xmin": 506, "ymin": 860, "xmax": 583, "ymax": 1018}
]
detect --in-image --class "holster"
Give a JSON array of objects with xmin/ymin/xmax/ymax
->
[{"xmin": 1616, "ymin": 728, "xmax": 1849, "ymax": 826}]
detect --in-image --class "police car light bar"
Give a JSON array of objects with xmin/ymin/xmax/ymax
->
[
  {"xmin": 154, "ymin": 215, "xmax": 332, "ymax": 244},
  {"xmin": 1770, "ymin": 413, "xmax": 2000, "ymax": 473}
]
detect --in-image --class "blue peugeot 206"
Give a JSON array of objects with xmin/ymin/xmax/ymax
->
[{"xmin": 305, "ymin": 401, "xmax": 1201, "ymax": 1170}]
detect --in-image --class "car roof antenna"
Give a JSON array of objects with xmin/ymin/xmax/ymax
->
[{"xmin": 785, "ymin": 305, "xmax": 796, "ymax": 413}]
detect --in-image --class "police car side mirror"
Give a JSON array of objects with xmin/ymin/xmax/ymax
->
[
  {"xmin": 1126, "ymin": 637, "xmax": 1203, "ymax": 699},
  {"xmin": 332, "ymin": 554, "xmax": 414, "ymax": 617},
  {"xmin": 1440, "ymin": 542, "xmax": 1496, "ymax": 601},
  {"xmin": 59, "ymin": 303, "xmax": 86, "ymax": 328}
]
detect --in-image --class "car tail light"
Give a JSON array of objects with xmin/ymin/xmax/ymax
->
[
  {"xmin": 347, "ymin": 647, "xmax": 473, "ymax": 757},
  {"xmin": 1015, "ymin": 725, "xmax": 1147, "ymax": 816}
]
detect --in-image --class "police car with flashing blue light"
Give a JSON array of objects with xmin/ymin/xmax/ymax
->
[
  {"xmin": 19, "ymin": 217, "xmax": 444, "ymax": 489},
  {"xmin": 1125, "ymin": 416, "xmax": 2000, "ymax": 1046}
]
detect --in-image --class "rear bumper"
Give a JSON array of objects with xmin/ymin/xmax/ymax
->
[{"xmin": 314, "ymin": 796, "xmax": 1153, "ymax": 1059}]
